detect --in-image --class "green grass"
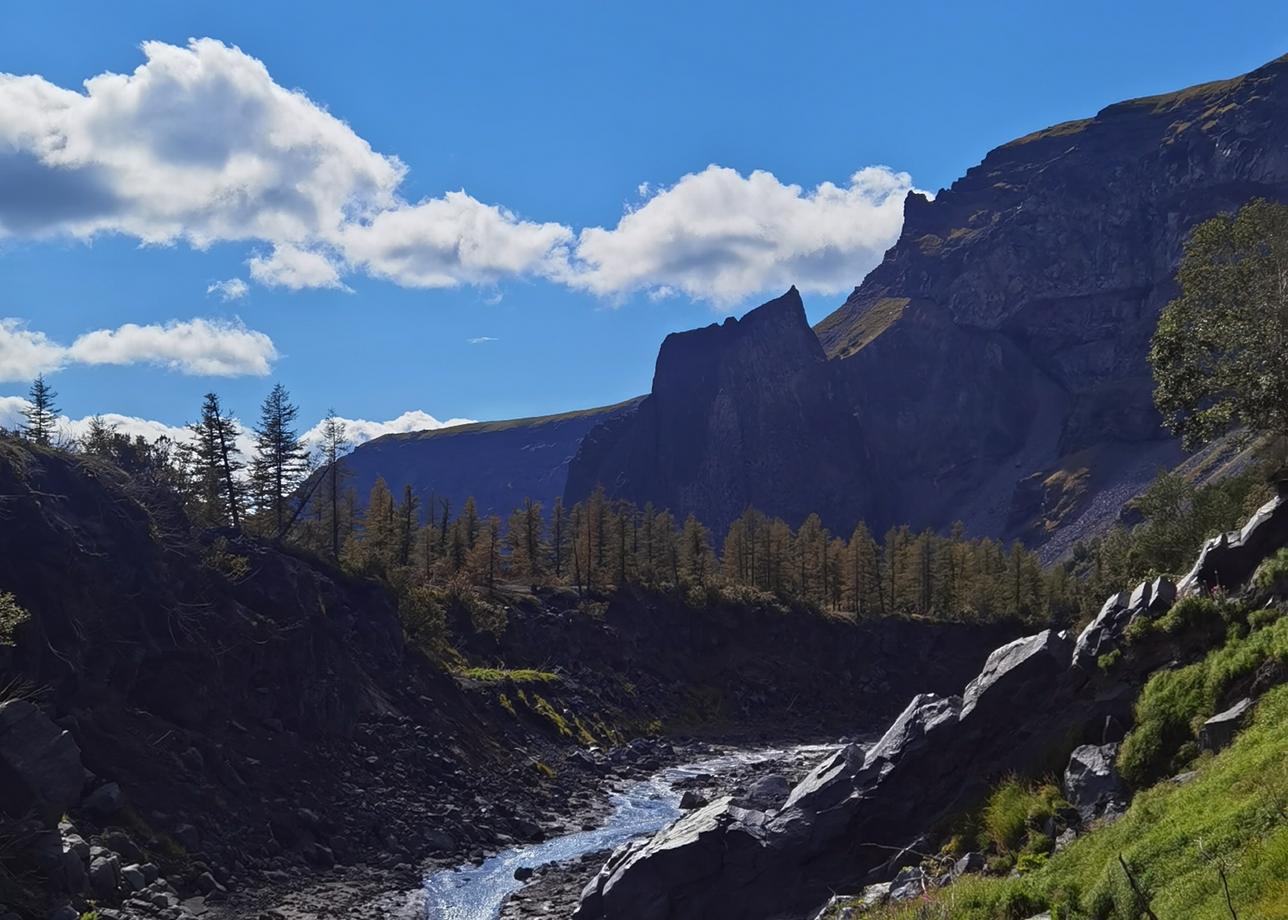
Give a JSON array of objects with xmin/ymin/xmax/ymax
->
[
  {"xmin": 1119, "ymin": 611, "xmax": 1287, "ymax": 787},
  {"xmin": 980, "ymin": 779, "xmax": 1069, "ymax": 855},
  {"xmin": 834, "ymin": 682, "xmax": 1288, "ymax": 920},
  {"xmin": 459, "ymin": 667, "xmax": 561, "ymax": 685}
]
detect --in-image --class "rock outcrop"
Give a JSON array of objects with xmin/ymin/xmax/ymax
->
[{"xmin": 566, "ymin": 288, "xmax": 878, "ymax": 535}]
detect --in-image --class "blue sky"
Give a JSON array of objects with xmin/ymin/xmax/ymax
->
[{"xmin": 2, "ymin": 1, "xmax": 1287, "ymax": 444}]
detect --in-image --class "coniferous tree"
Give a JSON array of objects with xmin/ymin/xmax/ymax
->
[
  {"xmin": 21, "ymin": 374, "xmax": 59, "ymax": 446},
  {"xmin": 550, "ymin": 497, "xmax": 570, "ymax": 579},
  {"xmin": 508, "ymin": 498, "xmax": 545, "ymax": 583},
  {"xmin": 189, "ymin": 392, "xmax": 244, "ymax": 529},
  {"xmin": 316, "ymin": 411, "xmax": 351, "ymax": 558},
  {"xmin": 251, "ymin": 384, "xmax": 307, "ymax": 536}
]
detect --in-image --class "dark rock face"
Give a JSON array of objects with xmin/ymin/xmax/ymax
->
[
  {"xmin": 339, "ymin": 399, "xmax": 640, "ymax": 520},
  {"xmin": 566, "ymin": 287, "xmax": 877, "ymax": 535},
  {"xmin": 0, "ymin": 700, "xmax": 84, "ymax": 824},
  {"xmin": 564, "ymin": 56, "xmax": 1288, "ymax": 548},
  {"xmin": 815, "ymin": 56, "xmax": 1288, "ymax": 546}
]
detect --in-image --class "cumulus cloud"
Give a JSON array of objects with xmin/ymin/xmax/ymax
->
[
  {"xmin": 0, "ymin": 319, "xmax": 67, "ymax": 380},
  {"xmin": 0, "ymin": 316, "xmax": 277, "ymax": 381},
  {"xmin": 0, "ymin": 395, "xmax": 191, "ymax": 444},
  {"xmin": 1, "ymin": 39, "xmax": 917, "ymax": 305},
  {"xmin": 248, "ymin": 243, "xmax": 346, "ymax": 290},
  {"xmin": 207, "ymin": 277, "xmax": 248, "ymax": 301},
  {"xmin": 566, "ymin": 165, "xmax": 914, "ymax": 304},
  {"xmin": 67, "ymin": 318, "xmax": 277, "ymax": 376}
]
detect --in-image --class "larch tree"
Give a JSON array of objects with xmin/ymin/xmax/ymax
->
[{"xmin": 316, "ymin": 411, "xmax": 351, "ymax": 558}]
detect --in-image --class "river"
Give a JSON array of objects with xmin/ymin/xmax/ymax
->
[{"xmin": 421, "ymin": 744, "xmax": 837, "ymax": 920}]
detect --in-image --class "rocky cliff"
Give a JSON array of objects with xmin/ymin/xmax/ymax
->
[
  {"xmin": 565, "ymin": 55, "xmax": 1288, "ymax": 549},
  {"xmin": 566, "ymin": 288, "xmax": 878, "ymax": 535}
]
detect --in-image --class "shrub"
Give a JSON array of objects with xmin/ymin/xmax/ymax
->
[
  {"xmin": 1254, "ymin": 547, "xmax": 1288, "ymax": 592},
  {"xmin": 0, "ymin": 593, "xmax": 29, "ymax": 646},
  {"xmin": 1016, "ymin": 852, "xmax": 1048, "ymax": 874},
  {"xmin": 1097, "ymin": 649, "xmax": 1122, "ymax": 673}
]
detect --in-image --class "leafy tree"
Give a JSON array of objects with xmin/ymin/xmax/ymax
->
[
  {"xmin": 21, "ymin": 374, "xmax": 59, "ymax": 446},
  {"xmin": 1151, "ymin": 199, "xmax": 1288, "ymax": 459}
]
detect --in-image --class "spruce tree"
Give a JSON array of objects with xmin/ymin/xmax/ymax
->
[
  {"xmin": 251, "ymin": 384, "xmax": 307, "ymax": 536},
  {"xmin": 188, "ymin": 393, "xmax": 244, "ymax": 529},
  {"xmin": 21, "ymin": 374, "xmax": 59, "ymax": 446}
]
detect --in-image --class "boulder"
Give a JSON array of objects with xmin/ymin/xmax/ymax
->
[
  {"xmin": 1063, "ymin": 744, "xmax": 1126, "ymax": 822},
  {"xmin": 952, "ymin": 852, "xmax": 985, "ymax": 877},
  {"xmin": 1072, "ymin": 592, "xmax": 1129, "ymax": 672},
  {"xmin": 678, "ymin": 791, "xmax": 708, "ymax": 811},
  {"xmin": 1179, "ymin": 496, "xmax": 1288, "ymax": 594},
  {"xmin": 961, "ymin": 630, "xmax": 1072, "ymax": 719},
  {"xmin": 89, "ymin": 854, "xmax": 120, "ymax": 897},
  {"xmin": 1199, "ymin": 699, "xmax": 1255, "ymax": 752},
  {"xmin": 887, "ymin": 866, "xmax": 929, "ymax": 901},
  {"xmin": 0, "ymin": 700, "xmax": 84, "ymax": 824},
  {"xmin": 82, "ymin": 782, "xmax": 124, "ymax": 820},
  {"xmin": 737, "ymin": 774, "xmax": 790, "ymax": 811},
  {"xmin": 120, "ymin": 863, "xmax": 146, "ymax": 892}
]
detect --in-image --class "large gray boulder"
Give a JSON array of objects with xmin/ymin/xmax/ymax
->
[
  {"xmin": 1063, "ymin": 743, "xmax": 1125, "ymax": 822},
  {"xmin": 0, "ymin": 700, "xmax": 84, "ymax": 824}
]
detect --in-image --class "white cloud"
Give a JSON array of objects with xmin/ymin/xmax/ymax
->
[
  {"xmin": 339, "ymin": 192, "xmax": 571, "ymax": 288},
  {"xmin": 0, "ymin": 316, "xmax": 277, "ymax": 380},
  {"xmin": 0, "ymin": 40, "xmax": 916, "ymax": 305},
  {"xmin": 248, "ymin": 243, "xmax": 346, "ymax": 290},
  {"xmin": 206, "ymin": 277, "xmax": 248, "ymax": 301},
  {"xmin": 302, "ymin": 409, "xmax": 473, "ymax": 449},
  {"xmin": 467, "ymin": 336, "xmax": 498, "ymax": 345},
  {"xmin": 67, "ymin": 319, "xmax": 277, "ymax": 376},
  {"xmin": 0, "ymin": 395, "xmax": 191, "ymax": 445},
  {"xmin": 0, "ymin": 319, "xmax": 66, "ymax": 380},
  {"xmin": 567, "ymin": 165, "xmax": 915, "ymax": 304}
]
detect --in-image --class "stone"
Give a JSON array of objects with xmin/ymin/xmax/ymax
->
[
  {"xmin": 1199, "ymin": 699, "xmax": 1255, "ymax": 752},
  {"xmin": 121, "ymin": 863, "xmax": 147, "ymax": 892},
  {"xmin": 1064, "ymin": 744, "xmax": 1126, "ymax": 822},
  {"xmin": 82, "ymin": 782, "xmax": 124, "ymax": 820},
  {"xmin": 61, "ymin": 844, "xmax": 88, "ymax": 894},
  {"xmin": 1179, "ymin": 497, "xmax": 1288, "ymax": 594},
  {"xmin": 0, "ymin": 700, "xmax": 84, "ymax": 824},
  {"xmin": 89, "ymin": 854, "xmax": 121, "ymax": 896},
  {"xmin": 678, "ymin": 791, "xmax": 708, "ymax": 810},
  {"xmin": 514, "ymin": 866, "xmax": 535, "ymax": 881},
  {"xmin": 952, "ymin": 852, "xmax": 985, "ymax": 877},
  {"xmin": 1073, "ymin": 592, "xmax": 1130, "ymax": 672},
  {"xmin": 961, "ymin": 630, "xmax": 1072, "ymax": 719},
  {"xmin": 738, "ymin": 774, "xmax": 790, "ymax": 811},
  {"xmin": 887, "ymin": 866, "xmax": 928, "ymax": 901},
  {"xmin": 46, "ymin": 907, "xmax": 78, "ymax": 920}
]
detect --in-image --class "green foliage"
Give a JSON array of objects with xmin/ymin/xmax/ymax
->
[
  {"xmin": 1015, "ymin": 852, "xmax": 1048, "ymax": 874},
  {"xmin": 1255, "ymin": 548, "xmax": 1288, "ymax": 592},
  {"xmin": 398, "ymin": 584, "xmax": 448, "ymax": 655},
  {"xmin": 1097, "ymin": 648, "xmax": 1122, "ymax": 673},
  {"xmin": 1119, "ymin": 612, "xmax": 1287, "ymax": 787},
  {"xmin": 1151, "ymin": 199, "xmax": 1288, "ymax": 453},
  {"xmin": 0, "ymin": 593, "xmax": 29, "ymax": 646}
]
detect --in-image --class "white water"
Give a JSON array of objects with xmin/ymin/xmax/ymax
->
[{"xmin": 422, "ymin": 745, "xmax": 835, "ymax": 920}]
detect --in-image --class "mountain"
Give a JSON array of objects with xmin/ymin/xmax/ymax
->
[
  {"xmin": 566, "ymin": 288, "xmax": 878, "ymax": 535},
  {"xmin": 568, "ymin": 54, "xmax": 1288, "ymax": 549},
  {"xmin": 337, "ymin": 399, "xmax": 640, "ymax": 518}
]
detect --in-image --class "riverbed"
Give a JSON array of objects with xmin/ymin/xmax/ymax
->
[{"xmin": 423, "ymin": 744, "xmax": 838, "ymax": 920}]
